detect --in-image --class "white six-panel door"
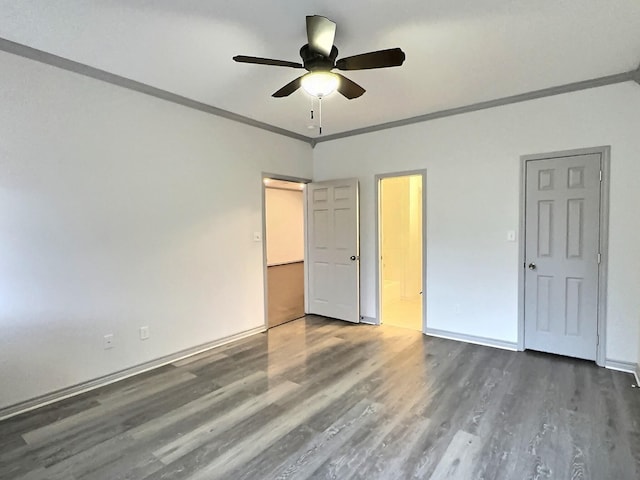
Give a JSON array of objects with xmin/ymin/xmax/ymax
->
[
  {"xmin": 524, "ymin": 154, "xmax": 601, "ymax": 360},
  {"xmin": 306, "ymin": 179, "xmax": 360, "ymax": 323}
]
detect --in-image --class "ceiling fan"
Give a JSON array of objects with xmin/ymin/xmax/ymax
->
[{"xmin": 233, "ymin": 15, "xmax": 406, "ymax": 100}]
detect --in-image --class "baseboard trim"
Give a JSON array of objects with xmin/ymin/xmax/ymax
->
[
  {"xmin": 605, "ymin": 359, "xmax": 640, "ymax": 383},
  {"xmin": 360, "ymin": 316, "xmax": 378, "ymax": 325},
  {"xmin": 425, "ymin": 328, "xmax": 518, "ymax": 351},
  {"xmin": 0, "ymin": 326, "xmax": 266, "ymax": 421}
]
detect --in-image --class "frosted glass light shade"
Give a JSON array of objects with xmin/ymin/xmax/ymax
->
[{"xmin": 301, "ymin": 72, "xmax": 339, "ymax": 98}]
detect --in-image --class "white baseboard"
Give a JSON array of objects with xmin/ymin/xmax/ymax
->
[
  {"xmin": 605, "ymin": 359, "xmax": 640, "ymax": 383},
  {"xmin": 425, "ymin": 328, "xmax": 518, "ymax": 351},
  {"xmin": 0, "ymin": 326, "xmax": 266, "ymax": 422},
  {"xmin": 360, "ymin": 316, "xmax": 378, "ymax": 325}
]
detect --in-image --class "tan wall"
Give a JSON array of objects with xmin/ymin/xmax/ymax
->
[
  {"xmin": 381, "ymin": 175, "xmax": 422, "ymax": 303},
  {"xmin": 408, "ymin": 175, "xmax": 423, "ymax": 298},
  {"xmin": 265, "ymin": 188, "xmax": 304, "ymax": 265}
]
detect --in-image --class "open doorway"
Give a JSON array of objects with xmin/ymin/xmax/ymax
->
[
  {"xmin": 377, "ymin": 172, "xmax": 426, "ymax": 331},
  {"xmin": 263, "ymin": 177, "xmax": 308, "ymax": 328}
]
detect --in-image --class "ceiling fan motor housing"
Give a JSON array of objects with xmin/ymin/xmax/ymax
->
[{"xmin": 300, "ymin": 44, "xmax": 339, "ymax": 72}]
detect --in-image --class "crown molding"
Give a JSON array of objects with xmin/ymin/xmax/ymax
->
[
  {"xmin": 1, "ymin": 36, "xmax": 638, "ymax": 147},
  {"xmin": 313, "ymin": 69, "xmax": 637, "ymax": 144},
  {"xmin": 0, "ymin": 37, "xmax": 314, "ymax": 145}
]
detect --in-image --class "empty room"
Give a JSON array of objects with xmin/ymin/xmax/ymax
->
[{"xmin": 1, "ymin": 1, "xmax": 639, "ymax": 479}]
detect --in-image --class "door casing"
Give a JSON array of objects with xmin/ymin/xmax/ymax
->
[
  {"xmin": 261, "ymin": 172, "xmax": 312, "ymax": 330},
  {"xmin": 517, "ymin": 147, "xmax": 610, "ymax": 366},
  {"xmin": 375, "ymin": 169, "xmax": 428, "ymax": 332}
]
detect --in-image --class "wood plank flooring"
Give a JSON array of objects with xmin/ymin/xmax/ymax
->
[
  {"xmin": 1, "ymin": 316, "xmax": 639, "ymax": 479},
  {"xmin": 267, "ymin": 262, "xmax": 305, "ymax": 328}
]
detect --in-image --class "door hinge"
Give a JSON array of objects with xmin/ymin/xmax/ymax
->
[
  {"xmin": 599, "ymin": 170, "xmax": 602, "ymax": 182},
  {"xmin": 597, "ymin": 253, "xmax": 601, "ymax": 264}
]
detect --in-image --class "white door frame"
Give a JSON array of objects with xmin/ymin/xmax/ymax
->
[
  {"xmin": 375, "ymin": 170, "xmax": 427, "ymax": 332},
  {"xmin": 261, "ymin": 173, "xmax": 312, "ymax": 330},
  {"xmin": 517, "ymin": 146, "xmax": 610, "ymax": 366}
]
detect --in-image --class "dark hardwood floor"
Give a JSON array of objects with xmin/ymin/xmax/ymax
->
[{"xmin": 1, "ymin": 316, "xmax": 639, "ymax": 479}]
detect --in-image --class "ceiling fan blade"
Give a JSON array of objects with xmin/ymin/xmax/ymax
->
[
  {"xmin": 335, "ymin": 73, "xmax": 365, "ymax": 99},
  {"xmin": 272, "ymin": 75, "xmax": 305, "ymax": 98},
  {"xmin": 306, "ymin": 15, "xmax": 336, "ymax": 57},
  {"xmin": 233, "ymin": 55, "xmax": 304, "ymax": 69},
  {"xmin": 336, "ymin": 48, "xmax": 406, "ymax": 70}
]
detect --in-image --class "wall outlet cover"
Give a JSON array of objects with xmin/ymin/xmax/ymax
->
[
  {"xmin": 103, "ymin": 334, "xmax": 114, "ymax": 349},
  {"xmin": 139, "ymin": 326, "xmax": 150, "ymax": 340}
]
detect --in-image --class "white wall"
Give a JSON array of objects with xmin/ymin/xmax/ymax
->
[
  {"xmin": 0, "ymin": 51, "xmax": 312, "ymax": 409},
  {"xmin": 265, "ymin": 188, "xmax": 304, "ymax": 265},
  {"xmin": 314, "ymin": 82, "xmax": 640, "ymax": 364}
]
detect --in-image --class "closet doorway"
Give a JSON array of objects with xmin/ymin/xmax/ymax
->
[
  {"xmin": 376, "ymin": 171, "xmax": 426, "ymax": 331},
  {"xmin": 263, "ymin": 176, "xmax": 308, "ymax": 328}
]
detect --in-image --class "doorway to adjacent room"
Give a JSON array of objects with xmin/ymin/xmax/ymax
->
[
  {"xmin": 376, "ymin": 171, "xmax": 426, "ymax": 331},
  {"xmin": 263, "ymin": 177, "xmax": 307, "ymax": 328}
]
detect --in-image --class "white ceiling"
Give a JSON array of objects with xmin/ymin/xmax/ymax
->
[{"xmin": 1, "ymin": 1, "xmax": 640, "ymax": 138}]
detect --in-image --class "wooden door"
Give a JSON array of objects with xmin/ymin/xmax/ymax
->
[
  {"xmin": 306, "ymin": 179, "xmax": 360, "ymax": 323},
  {"xmin": 524, "ymin": 154, "xmax": 601, "ymax": 360}
]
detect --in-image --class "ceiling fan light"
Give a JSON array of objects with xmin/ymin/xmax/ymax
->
[{"xmin": 301, "ymin": 72, "xmax": 339, "ymax": 98}]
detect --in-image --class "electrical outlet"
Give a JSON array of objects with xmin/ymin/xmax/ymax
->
[
  {"xmin": 139, "ymin": 326, "xmax": 150, "ymax": 340},
  {"xmin": 104, "ymin": 334, "xmax": 114, "ymax": 349}
]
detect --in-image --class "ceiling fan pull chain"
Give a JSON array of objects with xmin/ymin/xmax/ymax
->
[{"xmin": 319, "ymin": 96, "xmax": 323, "ymax": 135}]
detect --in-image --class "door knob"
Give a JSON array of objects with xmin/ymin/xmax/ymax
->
[
  {"xmin": 528, "ymin": 263, "xmax": 536, "ymax": 270},
  {"xmin": 350, "ymin": 255, "xmax": 359, "ymax": 261}
]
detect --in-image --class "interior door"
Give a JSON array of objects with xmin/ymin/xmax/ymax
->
[
  {"xmin": 306, "ymin": 178, "xmax": 360, "ymax": 323},
  {"xmin": 524, "ymin": 153, "xmax": 601, "ymax": 360}
]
